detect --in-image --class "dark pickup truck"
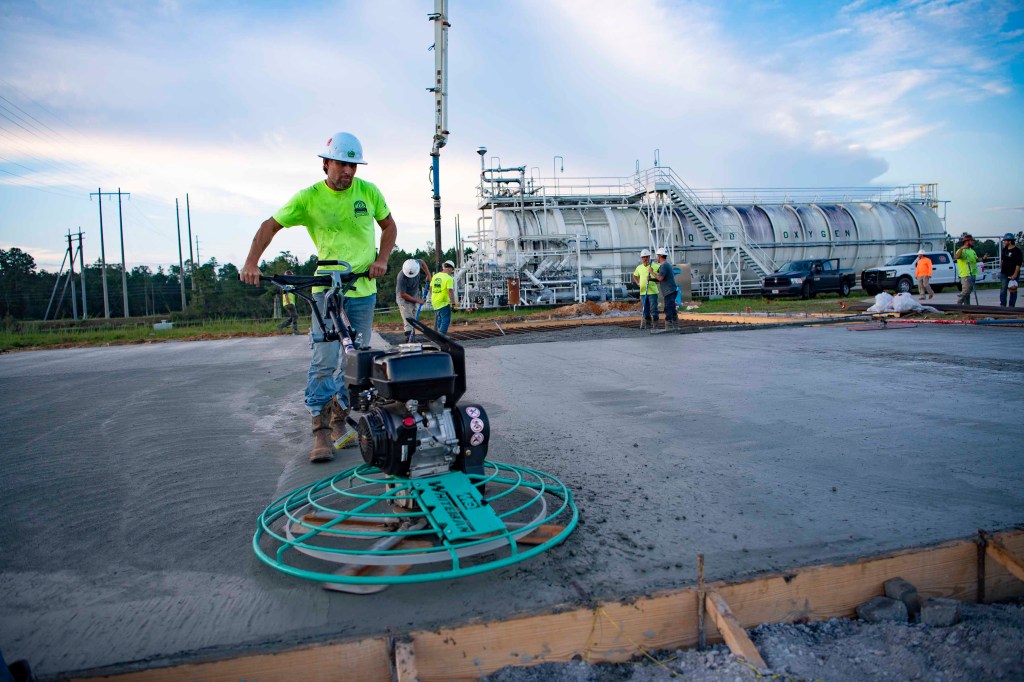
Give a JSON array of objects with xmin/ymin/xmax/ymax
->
[{"xmin": 761, "ymin": 258, "xmax": 856, "ymax": 299}]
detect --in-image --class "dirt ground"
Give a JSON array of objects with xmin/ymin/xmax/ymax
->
[{"xmin": 484, "ymin": 600, "xmax": 1024, "ymax": 681}]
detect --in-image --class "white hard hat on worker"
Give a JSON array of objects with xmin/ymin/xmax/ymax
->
[
  {"xmin": 639, "ymin": 249, "xmax": 651, "ymax": 258},
  {"xmin": 655, "ymin": 247, "xmax": 669, "ymax": 257},
  {"xmin": 402, "ymin": 259, "xmax": 421, "ymax": 278},
  {"xmin": 319, "ymin": 132, "xmax": 367, "ymax": 164}
]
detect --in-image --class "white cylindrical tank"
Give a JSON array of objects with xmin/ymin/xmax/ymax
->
[{"xmin": 491, "ymin": 200, "xmax": 944, "ymax": 286}]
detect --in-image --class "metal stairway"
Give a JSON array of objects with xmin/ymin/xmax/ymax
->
[{"xmin": 658, "ymin": 170, "xmax": 776, "ymax": 282}]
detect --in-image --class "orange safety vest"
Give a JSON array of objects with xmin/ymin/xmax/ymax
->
[{"xmin": 915, "ymin": 257, "xmax": 932, "ymax": 278}]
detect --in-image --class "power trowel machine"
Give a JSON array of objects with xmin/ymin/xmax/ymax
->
[{"xmin": 253, "ymin": 261, "xmax": 578, "ymax": 592}]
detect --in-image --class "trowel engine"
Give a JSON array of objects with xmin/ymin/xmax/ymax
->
[{"xmin": 343, "ymin": 324, "xmax": 488, "ymax": 479}]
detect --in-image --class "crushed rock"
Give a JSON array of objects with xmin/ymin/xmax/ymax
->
[{"xmin": 483, "ymin": 600, "xmax": 1024, "ymax": 681}]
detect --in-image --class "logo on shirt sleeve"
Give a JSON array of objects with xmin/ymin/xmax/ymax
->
[{"xmin": 353, "ymin": 200, "xmax": 368, "ymax": 217}]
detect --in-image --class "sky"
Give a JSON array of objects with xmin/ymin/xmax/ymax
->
[{"xmin": 1, "ymin": 0, "xmax": 1022, "ymax": 272}]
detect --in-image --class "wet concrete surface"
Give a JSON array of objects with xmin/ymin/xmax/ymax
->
[{"xmin": 0, "ymin": 323, "xmax": 1022, "ymax": 677}]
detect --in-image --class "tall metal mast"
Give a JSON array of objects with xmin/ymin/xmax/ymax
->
[{"xmin": 428, "ymin": 0, "xmax": 450, "ymax": 269}]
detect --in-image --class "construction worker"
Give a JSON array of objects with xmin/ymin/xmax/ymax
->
[
  {"xmin": 632, "ymin": 249, "xmax": 659, "ymax": 329},
  {"xmin": 652, "ymin": 248, "xmax": 679, "ymax": 330},
  {"xmin": 240, "ymin": 132, "xmax": 397, "ymax": 463},
  {"xmin": 915, "ymin": 250, "xmax": 934, "ymax": 300},
  {"xmin": 999, "ymin": 233, "xmax": 1021, "ymax": 307},
  {"xmin": 276, "ymin": 270, "xmax": 300, "ymax": 333},
  {"xmin": 396, "ymin": 259, "xmax": 431, "ymax": 336},
  {"xmin": 954, "ymin": 234, "xmax": 978, "ymax": 305},
  {"xmin": 431, "ymin": 260, "xmax": 457, "ymax": 334}
]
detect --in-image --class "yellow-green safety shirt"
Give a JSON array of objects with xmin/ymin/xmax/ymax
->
[
  {"xmin": 431, "ymin": 272, "xmax": 454, "ymax": 310},
  {"xmin": 282, "ymin": 291, "xmax": 296, "ymax": 307},
  {"xmin": 273, "ymin": 178, "xmax": 390, "ymax": 297},
  {"xmin": 956, "ymin": 248, "xmax": 978, "ymax": 278},
  {"xmin": 634, "ymin": 262, "xmax": 659, "ymax": 295}
]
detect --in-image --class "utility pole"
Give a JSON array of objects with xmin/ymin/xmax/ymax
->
[
  {"xmin": 428, "ymin": 0, "xmax": 449, "ymax": 270},
  {"xmin": 76, "ymin": 229, "xmax": 87, "ymax": 317},
  {"xmin": 117, "ymin": 188, "xmax": 130, "ymax": 317},
  {"xmin": 195, "ymin": 235, "xmax": 200, "ymax": 270},
  {"xmin": 66, "ymin": 231, "xmax": 78, "ymax": 320},
  {"xmin": 175, "ymin": 199, "xmax": 187, "ymax": 311},
  {"xmin": 90, "ymin": 188, "xmax": 111, "ymax": 318},
  {"xmin": 186, "ymin": 193, "xmax": 195, "ymax": 290},
  {"xmin": 91, "ymin": 188, "xmax": 130, "ymax": 317}
]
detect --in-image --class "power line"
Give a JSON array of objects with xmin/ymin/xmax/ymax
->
[
  {"xmin": 0, "ymin": 167, "xmax": 86, "ymax": 200},
  {"xmin": 0, "ymin": 93, "xmax": 73, "ymax": 144}
]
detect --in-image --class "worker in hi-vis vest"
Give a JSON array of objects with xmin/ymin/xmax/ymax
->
[
  {"xmin": 431, "ymin": 260, "xmax": 457, "ymax": 335},
  {"xmin": 239, "ymin": 132, "xmax": 397, "ymax": 464},
  {"xmin": 277, "ymin": 270, "xmax": 300, "ymax": 334},
  {"xmin": 633, "ymin": 249, "xmax": 659, "ymax": 328}
]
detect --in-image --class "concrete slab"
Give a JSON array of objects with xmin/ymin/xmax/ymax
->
[{"xmin": 0, "ymin": 324, "xmax": 1022, "ymax": 676}]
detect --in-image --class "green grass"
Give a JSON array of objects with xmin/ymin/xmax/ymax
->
[
  {"xmin": 689, "ymin": 294, "xmax": 862, "ymax": 315},
  {"xmin": 0, "ymin": 318, "xmax": 282, "ymax": 351},
  {"xmin": 0, "ymin": 299, "xmax": 861, "ymax": 352}
]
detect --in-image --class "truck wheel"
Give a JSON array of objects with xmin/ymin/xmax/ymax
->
[
  {"xmin": 897, "ymin": 277, "xmax": 913, "ymax": 294},
  {"xmin": 801, "ymin": 283, "xmax": 814, "ymax": 300},
  {"xmin": 839, "ymin": 281, "xmax": 851, "ymax": 297},
  {"xmin": 864, "ymin": 286, "xmax": 879, "ymax": 296}
]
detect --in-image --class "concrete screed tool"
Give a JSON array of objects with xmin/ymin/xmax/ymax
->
[{"xmin": 254, "ymin": 269, "xmax": 578, "ymax": 593}]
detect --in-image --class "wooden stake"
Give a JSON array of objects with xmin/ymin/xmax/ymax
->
[
  {"xmin": 986, "ymin": 538, "xmax": 1024, "ymax": 583},
  {"xmin": 394, "ymin": 640, "xmax": 419, "ymax": 682},
  {"xmin": 977, "ymin": 529, "xmax": 987, "ymax": 604},
  {"xmin": 705, "ymin": 590, "xmax": 767, "ymax": 671},
  {"xmin": 697, "ymin": 553, "xmax": 705, "ymax": 651}
]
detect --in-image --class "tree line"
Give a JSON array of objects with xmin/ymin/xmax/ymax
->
[{"xmin": 0, "ymin": 245, "xmax": 460, "ymax": 322}]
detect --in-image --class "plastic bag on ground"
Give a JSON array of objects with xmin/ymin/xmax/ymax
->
[
  {"xmin": 867, "ymin": 292, "xmax": 894, "ymax": 313},
  {"xmin": 888, "ymin": 292, "xmax": 941, "ymax": 314}
]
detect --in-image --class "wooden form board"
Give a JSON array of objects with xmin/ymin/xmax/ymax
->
[{"xmin": 79, "ymin": 529, "xmax": 1024, "ymax": 682}]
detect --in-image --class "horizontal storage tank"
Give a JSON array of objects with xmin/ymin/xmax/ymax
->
[{"xmin": 489, "ymin": 200, "xmax": 945, "ymax": 287}]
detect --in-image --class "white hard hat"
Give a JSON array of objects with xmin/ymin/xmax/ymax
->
[
  {"xmin": 639, "ymin": 249, "xmax": 651, "ymax": 258},
  {"xmin": 402, "ymin": 259, "xmax": 420, "ymax": 278},
  {"xmin": 319, "ymin": 132, "xmax": 367, "ymax": 164},
  {"xmin": 655, "ymin": 247, "xmax": 669, "ymax": 257},
  {"xmin": 443, "ymin": 260, "xmax": 456, "ymax": 269},
  {"xmin": 917, "ymin": 249, "xmax": 926, "ymax": 255}
]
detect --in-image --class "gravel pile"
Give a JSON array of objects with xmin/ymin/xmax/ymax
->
[{"xmin": 484, "ymin": 600, "xmax": 1024, "ymax": 681}]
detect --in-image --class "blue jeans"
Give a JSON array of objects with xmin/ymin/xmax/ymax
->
[
  {"xmin": 305, "ymin": 292, "xmax": 376, "ymax": 415},
  {"xmin": 641, "ymin": 294, "xmax": 659, "ymax": 321},
  {"xmin": 1000, "ymin": 274, "xmax": 1018, "ymax": 307},
  {"xmin": 435, "ymin": 304, "xmax": 451, "ymax": 334}
]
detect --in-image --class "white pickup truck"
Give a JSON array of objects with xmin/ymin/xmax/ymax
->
[{"xmin": 861, "ymin": 251, "xmax": 958, "ymax": 295}]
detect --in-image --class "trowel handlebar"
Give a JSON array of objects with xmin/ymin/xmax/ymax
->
[{"xmin": 259, "ymin": 270, "xmax": 369, "ymax": 289}]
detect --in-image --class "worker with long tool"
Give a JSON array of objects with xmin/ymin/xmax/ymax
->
[
  {"xmin": 633, "ymin": 249, "xmax": 659, "ymax": 329},
  {"xmin": 999, "ymin": 233, "xmax": 1021, "ymax": 308},
  {"xmin": 240, "ymin": 132, "xmax": 398, "ymax": 463},
  {"xmin": 396, "ymin": 259, "xmax": 431, "ymax": 339},
  {"xmin": 652, "ymin": 248, "xmax": 679, "ymax": 330},
  {"xmin": 954, "ymin": 234, "xmax": 978, "ymax": 306}
]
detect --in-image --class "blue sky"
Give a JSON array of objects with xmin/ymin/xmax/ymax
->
[{"xmin": 1, "ymin": 0, "xmax": 1021, "ymax": 271}]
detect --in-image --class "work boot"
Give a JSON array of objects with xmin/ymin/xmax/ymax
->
[
  {"xmin": 310, "ymin": 404, "xmax": 334, "ymax": 463},
  {"xmin": 329, "ymin": 397, "xmax": 357, "ymax": 449}
]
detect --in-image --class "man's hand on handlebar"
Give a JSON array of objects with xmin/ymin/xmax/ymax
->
[
  {"xmin": 369, "ymin": 255, "xmax": 388, "ymax": 279},
  {"xmin": 240, "ymin": 262, "xmax": 262, "ymax": 286}
]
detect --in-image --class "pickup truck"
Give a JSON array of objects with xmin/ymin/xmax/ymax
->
[
  {"xmin": 861, "ymin": 251, "xmax": 957, "ymax": 295},
  {"xmin": 761, "ymin": 259, "xmax": 856, "ymax": 299}
]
